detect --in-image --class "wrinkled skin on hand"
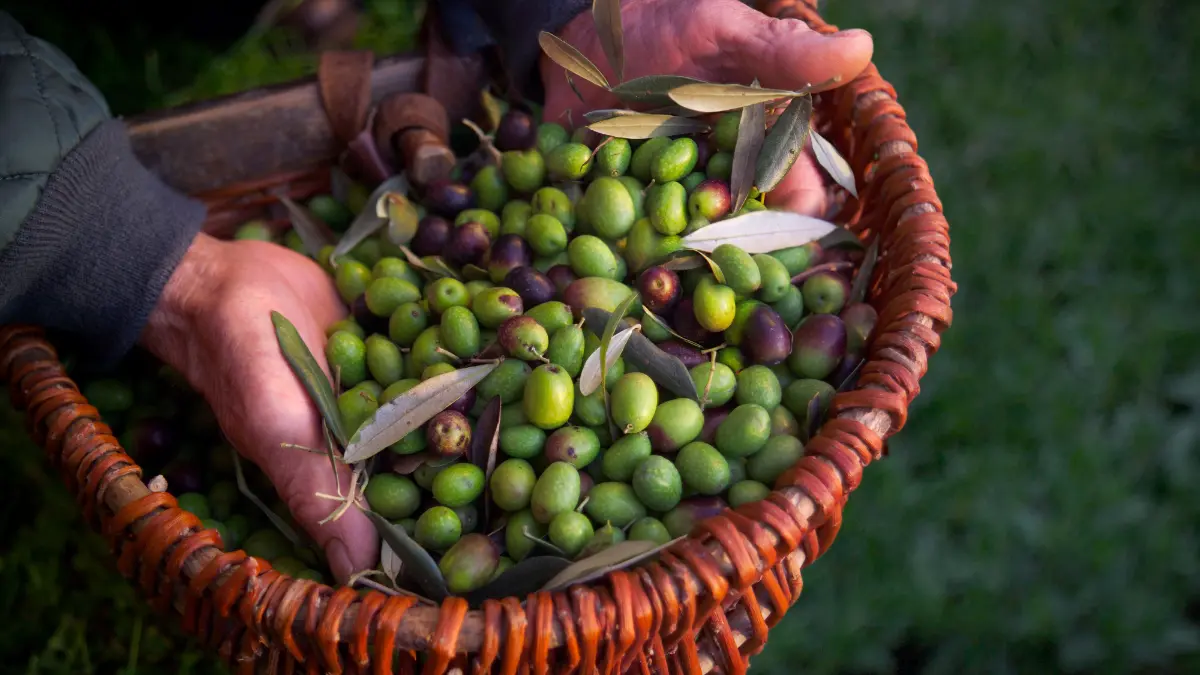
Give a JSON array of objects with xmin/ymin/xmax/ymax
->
[
  {"xmin": 141, "ymin": 233, "xmax": 376, "ymax": 583},
  {"xmin": 542, "ymin": 0, "xmax": 874, "ymax": 216}
]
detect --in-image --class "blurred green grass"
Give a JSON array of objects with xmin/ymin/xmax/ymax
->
[{"xmin": 2, "ymin": 0, "xmax": 1199, "ymax": 673}]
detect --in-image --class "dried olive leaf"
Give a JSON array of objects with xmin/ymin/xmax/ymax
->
[
  {"xmin": 688, "ymin": 248, "xmax": 727, "ymax": 285},
  {"xmin": 661, "ymin": 253, "xmax": 706, "ymax": 272},
  {"xmin": 365, "ymin": 510, "xmax": 449, "ymax": 602},
  {"xmin": 586, "ymin": 113, "xmax": 711, "ymax": 140},
  {"xmin": 642, "ymin": 308, "xmax": 703, "ymax": 348},
  {"xmin": 667, "ymin": 82, "xmax": 799, "ymax": 113},
  {"xmin": 579, "ymin": 323, "xmax": 637, "ymax": 397},
  {"xmin": 376, "ymin": 192, "xmax": 420, "ymax": 246},
  {"xmin": 381, "ymin": 541, "xmax": 403, "ymax": 585},
  {"xmin": 332, "ymin": 174, "xmax": 410, "ymax": 263},
  {"xmin": 609, "ymin": 75, "xmax": 707, "ymax": 106},
  {"xmin": 391, "ymin": 450, "xmax": 437, "ymax": 475},
  {"xmin": 679, "ymin": 210, "xmax": 838, "ymax": 254},
  {"xmin": 730, "ymin": 79, "xmax": 766, "ymax": 213},
  {"xmin": 278, "ymin": 196, "xmax": 337, "ymax": 257},
  {"xmin": 592, "ymin": 0, "xmax": 625, "ymax": 83},
  {"xmin": 231, "ymin": 448, "xmax": 303, "ymax": 547},
  {"xmin": 344, "ymin": 362, "xmax": 502, "ymax": 463},
  {"xmin": 542, "ymin": 537, "xmax": 686, "ymax": 591},
  {"xmin": 271, "ymin": 311, "xmax": 347, "ymax": 445},
  {"xmin": 836, "ymin": 358, "xmax": 865, "ymax": 393},
  {"xmin": 810, "ymin": 130, "xmax": 857, "ymax": 197},
  {"xmin": 538, "ymin": 31, "xmax": 609, "ymax": 89},
  {"xmin": 755, "ymin": 94, "xmax": 813, "ymax": 194},
  {"xmin": 583, "ymin": 308, "xmax": 699, "ymax": 400},
  {"xmin": 849, "ymin": 240, "xmax": 879, "ymax": 305},
  {"xmin": 463, "ymin": 556, "xmax": 573, "ymax": 606}
]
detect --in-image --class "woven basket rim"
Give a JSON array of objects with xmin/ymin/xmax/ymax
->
[{"xmin": 0, "ymin": 1, "xmax": 955, "ymax": 672}]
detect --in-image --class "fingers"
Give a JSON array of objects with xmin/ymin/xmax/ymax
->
[
  {"xmin": 718, "ymin": 9, "xmax": 874, "ymax": 92},
  {"xmin": 763, "ymin": 151, "xmax": 829, "ymax": 216}
]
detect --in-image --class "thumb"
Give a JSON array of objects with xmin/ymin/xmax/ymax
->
[{"xmin": 717, "ymin": 9, "xmax": 874, "ymax": 92}]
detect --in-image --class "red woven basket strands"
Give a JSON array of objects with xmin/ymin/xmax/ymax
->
[{"xmin": 0, "ymin": 1, "xmax": 954, "ymax": 673}]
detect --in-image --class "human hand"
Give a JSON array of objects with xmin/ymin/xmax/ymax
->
[
  {"xmin": 542, "ymin": 0, "xmax": 874, "ymax": 216},
  {"xmin": 140, "ymin": 232, "xmax": 377, "ymax": 583}
]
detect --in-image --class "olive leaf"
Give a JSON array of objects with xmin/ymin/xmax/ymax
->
[
  {"xmin": 755, "ymin": 94, "xmax": 813, "ymax": 194},
  {"xmin": 583, "ymin": 308, "xmax": 699, "ymax": 400},
  {"xmin": 463, "ymin": 556, "xmax": 573, "ymax": 606},
  {"xmin": 661, "ymin": 253, "xmax": 706, "ymax": 272},
  {"xmin": 376, "ymin": 192, "xmax": 419, "ymax": 246},
  {"xmin": 381, "ymin": 541, "xmax": 403, "ymax": 586},
  {"xmin": 810, "ymin": 130, "xmax": 858, "ymax": 197},
  {"xmin": 329, "ymin": 166, "xmax": 355, "ymax": 205},
  {"xmin": 231, "ymin": 448, "xmax": 303, "ymax": 547},
  {"xmin": 730, "ymin": 81, "xmax": 767, "ymax": 213},
  {"xmin": 332, "ymin": 174, "xmax": 410, "ymax": 264},
  {"xmin": 391, "ymin": 450, "xmax": 438, "ymax": 475},
  {"xmin": 480, "ymin": 87, "xmax": 508, "ymax": 132},
  {"xmin": 462, "ymin": 264, "xmax": 491, "ymax": 282},
  {"xmin": 271, "ymin": 311, "xmax": 347, "ymax": 445},
  {"xmin": 592, "ymin": 0, "xmax": 625, "ymax": 83},
  {"xmin": 689, "ymin": 249, "xmax": 726, "ymax": 284},
  {"xmin": 538, "ymin": 31, "xmax": 609, "ymax": 89},
  {"xmin": 804, "ymin": 394, "xmax": 825, "ymax": 443},
  {"xmin": 849, "ymin": 240, "xmax": 879, "ymax": 305},
  {"xmin": 579, "ymin": 324, "xmax": 637, "ymax": 397},
  {"xmin": 398, "ymin": 245, "xmax": 462, "ymax": 281},
  {"xmin": 365, "ymin": 510, "xmax": 448, "ymax": 602},
  {"xmin": 608, "ymin": 75, "xmax": 706, "ymax": 107},
  {"xmin": 343, "ymin": 362, "xmax": 502, "ymax": 463},
  {"xmin": 470, "ymin": 397, "xmax": 503, "ymax": 522},
  {"xmin": 278, "ymin": 196, "xmax": 337, "ymax": 257},
  {"xmin": 679, "ymin": 210, "xmax": 839, "ymax": 254},
  {"xmin": 642, "ymin": 308, "xmax": 703, "ymax": 349},
  {"xmin": 586, "ymin": 113, "xmax": 711, "ymax": 140},
  {"xmin": 817, "ymin": 227, "xmax": 865, "ymax": 251},
  {"xmin": 836, "ymin": 358, "xmax": 865, "ymax": 393},
  {"xmin": 667, "ymin": 82, "xmax": 800, "ymax": 113},
  {"xmin": 542, "ymin": 537, "xmax": 686, "ymax": 591},
  {"xmin": 583, "ymin": 108, "xmax": 640, "ymax": 124}
]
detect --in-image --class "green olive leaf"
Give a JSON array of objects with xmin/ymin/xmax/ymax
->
[
  {"xmin": 730, "ymin": 79, "xmax": 766, "ymax": 213},
  {"xmin": 817, "ymin": 227, "xmax": 866, "ymax": 251},
  {"xmin": 464, "ymin": 556, "xmax": 573, "ymax": 606},
  {"xmin": 279, "ymin": 196, "xmax": 337, "ymax": 257},
  {"xmin": 583, "ymin": 108, "xmax": 641, "ymax": 124},
  {"xmin": 667, "ymin": 82, "xmax": 799, "ymax": 113},
  {"xmin": 380, "ymin": 541, "xmax": 402, "ymax": 585},
  {"xmin": 538, "ymin": 31, "xmax": 609, "ymax": 89},
  {"xmin": 810, "ymin": 130, "xmax": 858, "ymax": 197},
  {"xmin": 343, "ymin": 362, "xmax": 502, "ymax": 463},
  {"xmin": 609, "ymin": 75, "xmax": 707, "ymax": 106},
  {"xmin": 462, "ymin": 264, "xmax": 491, "ymax": 282},
  {"xmin": 642, "ymin": 308, "xmax": 704, "ymax": 349},
  {"xmin": 329, "ymin": 166, "xmax": 355, "ymax": 205},
  {"xmin": 836, "ymin": 358, "xmax": 865, "ymax": 393},
  {"xmin": 849, "ymin": 240, "xmax": 879, "ymax": 305},
  {"xmin": 376, "ymin": 192, "xmax": 420, "ymax": 246},
  {"xmin": 660, "ymin": 253, "xmax": 706, "ymax": 272},
  {"xmin": 470, "ymin": 396, "xmax": 503, "ymax": 523},
  {"xmin": 270, "ymin": 311, "xmax": 347, "ymax": 445},
  {"xmin": 583, "ymin": 308, "xmax": 699, "ymax": 400},
  {"xmin": 592, "ymin": 0, "xmax": 625, "ymax": 83},
  {"xmin": 579, "ymin": 288, "xmax": 639, "ymax": 398},
  {"xmin": 586, "ymin": 113, "xmax": 711, "ymax": 140},
  {"xmin": 542, "ymin": 537, "xmax": 686, "ymax": 591},
  {"xmin": 755, "ymin": 94, "xmax": 813, "ymax": 194},
  {"xmin": 231, "ymin": 448, "xmax": 303, "ymax": 547},
  {"xmin": 332, "ymin": 174, "xmax": 410, "ymax": 264},
  {"xmin": 365, "ymin": 510, "xmax": 448, "ymax": 602},
  {"xmin": 398, "ymin": 245, "xmax": 462, "ymax": 281},
  {"xmin": 679, "ymin": 210, "xmax": 839, "ymax": 254},
  {"xmin": 805, "ymin": 393, "xmax": 824, "ymax": 443}
]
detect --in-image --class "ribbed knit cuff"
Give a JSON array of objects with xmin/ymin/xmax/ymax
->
[{"xmin": 0, "ymin": 119, "xmax": 206, "ymax": 368}]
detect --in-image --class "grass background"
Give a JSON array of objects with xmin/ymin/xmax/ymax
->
[{"xmin": 2, "ymin": 0, "xmax": 1199, "ymax": 673}]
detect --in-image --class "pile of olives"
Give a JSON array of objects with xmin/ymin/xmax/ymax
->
[{"xmin": 161, "ymin": 106, "xmax": 875, "ymax": 596}]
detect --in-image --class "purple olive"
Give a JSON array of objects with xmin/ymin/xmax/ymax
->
[
  {"xmin": 503, "ymin": 266, "xmax": 556, "ymax": 308},
  {"xmin": 127, "ymin": 416, "xmax": 178, "ymax": 465},
  {"xmin": 656, "ymin": 341, "xmax": 707, "ymax": 369},
  {"xmin": 495, "ymin": 110, "xmax": 537, "ymax": 151},
  {"xmin": 741, "ymin": 305, "xmax": 794, "ymax": 366},
  {"xmin": 699, "ymin": 405, "xmax": 733, "ymax": 445},
  {"xmin": 672, "ymin": 298, "xmax": 717, "ymax": 346},
  {"xmin": 787, "ymin": 314, "xmax": 847, "ymax": 381},
  {"xmin": 638, "ymin": 266, "xmax": 681, "ymax": 313},
  {"xmin": 546, "ymin": 264, "xmax": 578, "ymax": 296},
  {"xmin": 840, "ymin": 302, "xmax": 878, "ymax": 354},
  {"xmin": 447, "ymin": 386, "xmax": 477, "ymax": 415},
  {"xmin": 487, "ymin": 235, "xmax": 533, "ymax": 284},
  {"xmin": 687, "ymin": 179, "xmax": 732, "ymax": 221},
  {"xmin": 351, "ymin": 294, "xmax": 389, "ymax": 335},
  {"xmin": 162, "ymin": 459, "xmax": 204, "ymax": 494},
  {"xmin": 411, "ymin": 215, "xmax": 452, "ymax": 257},
  {"xmin": 444, "ymin": 221, "xmax": 492, "ymax": 267},
  {"xmin": 422, "ymin": 180, "xmax": 475, "ymax": 219},
  {"xmin": 426, "ymin": 410, "xmax": 472, "ymax": 457}
]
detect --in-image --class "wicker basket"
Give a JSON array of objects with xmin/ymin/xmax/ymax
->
[{"xmin": 0, "ymin": 1, "xmax": 954, "ymax": 672}]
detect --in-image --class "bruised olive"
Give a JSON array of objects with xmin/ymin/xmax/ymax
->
[
  {"xmin": 444, "ymin": 221, "xmax": 491, "ymax": 267},
  {"xmin": 427, "ymin": 410, "xmax": 472, "ymax": 457},
  {"xmin": 498, "ymin": 316, "xmax": 550, "ymax": 361},
  {"xmin": 638, "ymin": 266, "xmax": 681, "ymax": 313},
  {"xmin": 487, "ymin": 234, "xmax": 533, "ymax": 284},
  {"xmin": 422, "ymin": 180, "xmax": 475, "ymax": 218},
  {"xmin": 495, "ymin": 109, "xmax": 537, "ymax": 151},
  {"xmin": 503, "ymin": 266, "xmax": 557, "ymax": 308}
]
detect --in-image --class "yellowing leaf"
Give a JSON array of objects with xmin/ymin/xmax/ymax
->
[
  {"xmin": 343, "ymin": 363, "xmax": 501, "ymax": 463},
  {"xmin": 587, "ymin": 113, "xmax": 710, "ymax": 140},
  {"xmin": 679, "ymin": 210, "xmax": 840, "ymax": 253},
  {"xmin": 538, "ymin": 31, "xmax": 609, "ymax": 89},
  {"xmin": 667, "ymin": 82, "xmax": 799, "ymax": 113}
]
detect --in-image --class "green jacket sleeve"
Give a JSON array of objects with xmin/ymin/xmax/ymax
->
[{"xmin": 0, "ymin": 12, "xmax": 206, "ymax": 367}]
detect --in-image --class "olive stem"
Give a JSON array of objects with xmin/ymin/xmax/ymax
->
[
  {"xmin": 576, "ymin": 496, "xmax": 590, "ymax": 513},
  {"xmin": 353, "ymin": 577, "xmax": 402, "ymax": 597},
  {"xmin": 523, "ymin": 531, "xmax": 567, "ymax": 557},
  {"xmin": 435, "ymin": 347, "xmax": 463, "ymax": 362},
  {"xmin": 280, "ymin": 442, "xmax": 334, "ymax": 456}
]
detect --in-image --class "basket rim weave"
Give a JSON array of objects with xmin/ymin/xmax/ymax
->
[{"xmin": 0, "ymin": 1, "xmax": 955, "ymax": 672}]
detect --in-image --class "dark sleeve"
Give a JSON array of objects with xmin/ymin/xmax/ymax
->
[
  {"xmin": 0, "ymin": 12, "xmax": 206, "ymax": 368},
  {"xmin": 435, "ymin": 0, "xmax": 591, "ymax": 96}
]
